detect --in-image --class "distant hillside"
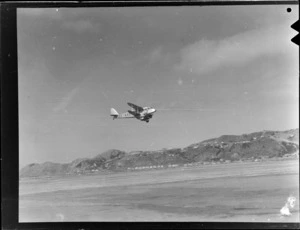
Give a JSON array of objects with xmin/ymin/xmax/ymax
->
[
  {"xmin": 20, "ymin": 149, "xmax": 126, "ymax": 178},
  {"xmin": 20, "ymin": 129, "xmax": 299, "ymax": 178}
]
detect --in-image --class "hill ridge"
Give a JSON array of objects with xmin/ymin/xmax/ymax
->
[{"xmin": 20, "ymin": 128, "xmax": 299, "ymax": 178}]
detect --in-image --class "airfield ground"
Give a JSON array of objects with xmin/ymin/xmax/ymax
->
[{"xmin": 19, "ymin": 159, "xmax": 299, "ymax": 222}]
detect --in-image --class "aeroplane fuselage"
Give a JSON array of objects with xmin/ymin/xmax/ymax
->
[{"xmin": 110, "ymin": 103, "xmax": 156, "ymax": 123}]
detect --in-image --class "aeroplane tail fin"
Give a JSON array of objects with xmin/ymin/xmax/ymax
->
[{"xmin": 110, "ymin": 108, "xmax": 119, "ymax": 119}]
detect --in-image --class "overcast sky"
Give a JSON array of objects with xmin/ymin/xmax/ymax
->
[{"xmin": 18, "ymin": 5, "xmax": 298, "ymax": 167}]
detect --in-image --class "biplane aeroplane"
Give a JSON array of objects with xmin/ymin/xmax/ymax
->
[{"xmin": 110, "ymin": 103, "xmax": 156, "ymax": 123}]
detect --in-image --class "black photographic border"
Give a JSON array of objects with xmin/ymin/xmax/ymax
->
[{"xmin": 1, "ymin": 1, "xmax": 299, "ymax": 229}]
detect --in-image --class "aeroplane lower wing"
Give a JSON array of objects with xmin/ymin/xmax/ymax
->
[
  {"xmin": 128, "ymin": 110, "xmax": 140, "ymax": 117},
  {"xmin": 127, "ymin": 102, "xmax": 144, "ymax": 113},
  {"xmin": 144, "ymin": 114, "xmax": 153, "ymax": 119}
]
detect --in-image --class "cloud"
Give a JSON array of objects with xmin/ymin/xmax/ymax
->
[
  {"xmin": 176, "ymin": 24, "xmax": 297, "ymax": 75},
  {"xmin": 54, "ymin": 87, "xmax": 79, "ymax": 112},
  {"xmin": 19, "ymin": 9, "xmax": 100, "ymax": 34},
  {"xmin": 177, "ymin": 77, "xmax": 183, "ymax": 86},
  {"xmin": 121, "ymin": 46, "xmax": 173, "ymax": 67},
  {"xmin": 62, "ymin": 19, "xmax": 100, "ymax": 33},
  {"xmin": 148, "ymin": 46, "xmax": 163, "ymax": 63},
  {"xmin": 146, "ymin": 46, "xmax": 177, "ymax": 67},
  {"xmin": 18, "ymin": 8, "xmax": 62, "ymax": 20}
]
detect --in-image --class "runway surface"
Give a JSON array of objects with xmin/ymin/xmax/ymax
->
[{"xmin": 19, "ymin": 159, "xmax": 299, "ymax": 222}]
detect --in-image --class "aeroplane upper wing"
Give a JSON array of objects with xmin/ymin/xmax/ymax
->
[{"xmin": 127, "ymin": 102, "xmax": 144, "ymax": 113}]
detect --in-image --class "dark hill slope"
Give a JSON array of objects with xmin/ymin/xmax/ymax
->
[{"xmin": 20, "ymin": 162, "xmax": 69, "ymax": 178}]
